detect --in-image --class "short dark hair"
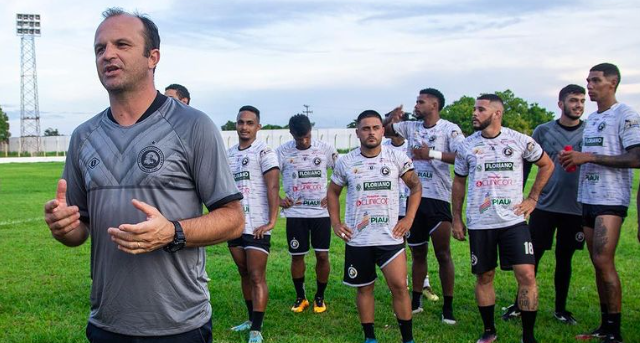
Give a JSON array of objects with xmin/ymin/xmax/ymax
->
[
  {"xmin": 239, "ymin": 105, "xmax": 260, "ymax": 120},
  {"xmin": 590, "ymin": 63, "xmax": 621, "ymax": 90},
  {"xmin": 102, "ymin": 7, "xmax": 160, "ymax": 58},
  {"xmin": 477, "ymin": 93, "xmax": 504, "ymax": 107},
  {"xmin": 356, "ymin": 110, "xmax": 382, "ymax": 125},
  {"xmin": 289, "ymin": 114, "xmax": 312, "ymax": 137},
  {"xmin": 558, "ymin": 84, "xmax": 585, "ymax": 102},
  {"xmin": 165, "ymin": 84, "xmax": 191, "ymax": 103},
  {"xmin": 419, "ymin": 88, "xmax": 445, "ymax": 111}
]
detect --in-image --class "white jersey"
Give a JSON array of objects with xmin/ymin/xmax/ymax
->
[
  {"xmin": 276, "ymin": 139, "xmax": 338, "ymax": 218},
  {"xmin": 578, "ymin": 103, "xmax": 640, "ymax": 206},
  {"xmin": 454, "ymin": 128, "xmax": 543, "ymax": 230},
  {"xmin": 382, "ymin": 139, "xmax": 410, "ymax": 216},
  {"xmin": 228, "ymin": 141, "xmax": 280, "ymax": 235},
  {"xmin": 331, "ymin": 146, "xmax": 414, "ymax": 246},
  {"xmin": 393, "ymin": 119, "xmax": 464, "ymax": 202}
]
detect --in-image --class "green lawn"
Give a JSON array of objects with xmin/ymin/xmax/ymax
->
[{"xmin": 0, "ymin": 162, "xmax": 638, "ymax": 343}]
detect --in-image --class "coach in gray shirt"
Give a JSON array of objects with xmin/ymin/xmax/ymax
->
[{"xmin": 43, "ymin": 8, "xmax": 244, "ymax": 343}]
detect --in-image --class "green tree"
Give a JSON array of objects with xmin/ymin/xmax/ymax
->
[
  {"xmin": 441, "ymin": 90, "xmax": 554, "ymax": 136},
  {"xmin": 221, "ymin": 120, "xmax": 236, "ymax": 131},
  {"xmin": 0, "ymin": 105, "xmax": 10, "ymax": 142},
  {"xmin": 44, "ymin": 127, "xmax": 61, "ymax": 136}
]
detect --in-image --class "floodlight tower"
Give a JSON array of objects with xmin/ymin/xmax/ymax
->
[{"xmin": 16, "ymin": 13, "xmax": 42, "ymax": 155}]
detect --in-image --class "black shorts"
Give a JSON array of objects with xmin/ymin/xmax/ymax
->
[
  {"xmin": 227, "ymin": 234, "xmax": 271, "ymax": 254},
  {"xmin": 407, "ymin": 198, "xmax": 452, "ymax": 246},
  {"xmin": 469, "ymin": 222, "xmax": 535, "ymax": 275},
  {"xmin": 286, "ymin": 217, "xmax": 331, "ymax": 255},
  {"xmin": 582, "ymin": 204, "xmax": 628, "ymax": 229},
  {"xmin": 343, "ymin": 244, "xmax": 405, "ymax": 287},
  {"xmin": 529, "ymin": 209, "xmax": 585, "ymax": 251}
]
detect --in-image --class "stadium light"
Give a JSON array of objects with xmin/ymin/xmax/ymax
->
[{"xmin": 16, "ymin": 13, "xmax": 42, "ymax": 36}]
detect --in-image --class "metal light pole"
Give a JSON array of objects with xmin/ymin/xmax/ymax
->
[{"xmin": 16, "ymin": 13, "xmax": 42, "ymax": 156}]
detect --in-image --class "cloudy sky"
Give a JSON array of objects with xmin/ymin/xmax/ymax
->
[{"xmin": 1, "ymin": 0, "xmax": 639, "ymax": 136}]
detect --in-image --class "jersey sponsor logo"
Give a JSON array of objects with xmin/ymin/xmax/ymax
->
[
  {"xmin": 624, "ymin": 119, "xmax": 640, "ymax": 129},
  {"xmin": 451, "ymin": 130, "xmax": 460, "ymax": 138},
  {"xmin": 348, "ymin": 265, "xmax": 358, "ymax": 279},
  {"xmin": 298, "ymin": 170, "xmax": 322, "ymax": 178},
  {"xmin": 313, "ymin": 157, "xmax": 322, "ymax": 165},
  {"xmin": 292, "ymin": 183, "xmax": 324, "ymax": 192},
  {"xmin": 418, "ymin": 171, "xmax": 433, "ymax": 179},
  {"xmin": 479, "ymin": 193, "xmax": 491, "ymax": 213},
  {"xmin": 357, "ymin": 196, "xmax": 389, "ymax": 206},
  {"xmin": 234, "ymin": 171, "xmax": 250, "ymax": 181},
  {"xmin": 597, "ymin": 122, "xmax": 606, "ymax": 132},
  {"xmin": 526, "ymin": 141, "xmax": 535, "ymax": 152},
  {"xmin": 302, "ymin": 199, "xmax": 322, "ymax": 206},
  {"xmin": 259, "ymin": 148, "xmax": 271, "ymax": 157},
  {"xmin": 356, "ymin": 212, "xmax": 370, "ymax": 231},
  {"xmin": 484, "ymin": 162, "xmax": 514, "ymax": 171},
  {"xmin": 491, "ymin": 197, "xmax": 511, "ymax": 205},
  {"xmin": 137, "ymin": 146, "xmax": 164, "ymax": 173},
  {"xmin": 290, "ymin": 238, "xmax": 300, "ymax": 249},
  {"xmin": 243, "ymin": 205, "xmax": 250, "ymax": 213},
  {"xmin": 472, "ymin": 147, "xmax": 484, "ymax": 155},
  {"xmin": 475, "ymin": 177, "xmax": 514, "ymax": 187},
  {"xmin": 370, "ymin": 216, "xmax": 389, "ymax": 224},
  {"xmin": 88, "ymin": 158, "xmax": 100, "ymax": 169},
  {"xmin": 503, "ymin": 147, "xmax": 513, "ymax": 157},
  {"xmin": 242, "ymin": 157, "xmax": 249, "ymax": 166},
  {"xmin": 585, "ymin": 173, "xmax": 599, "ymax": 182},
  {"xmin": 584, "ymin": 137, "xmax": 604, "ymax": 146},
  {"xmin": 476, "ymin": 164, "xmax": 483, "ymax": 172},
  {"xmin": 380, "ymin": 166, "xmax": 391, "ymax": 176},
  {"xmin": 363, "ymin": 181, "xmax": 392, "ymax": 191}
]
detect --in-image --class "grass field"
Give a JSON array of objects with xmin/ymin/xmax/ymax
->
[{"xmin": 1, "ymin": 162, "xmax": 639, "ymax": 343}]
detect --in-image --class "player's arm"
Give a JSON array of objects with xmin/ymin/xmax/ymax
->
[
  {"xmin": 515, "ymin": 152, "xmax": 554, "ymax": 219},
  {"xmin": 44, "ymin": 179, "xmax": 90, "ymax": 247},
  {"xmin": 393, "ymin": 169, "xmax": 422, "ymax": 238},
  {"xmin": 327, "ymin": 181, "xmax": 352, "ymax": 241},
  {"xmin": 451, "ymin": 174, "xmax": 467, "ymax": 241},
  {"xmin": 254, "ymin": 168, "xmax": 280, "ymax": 238},
  {"xmin": 383, "ymin": 105, "xmax": 403, "ymax": 138},
  {"xmin": 559, "ymin": 146, "xmax": 640, "ymax": 169},
  {"xmin": 181, "ymin": 199, "xmax": 244, "ymax": 246}
]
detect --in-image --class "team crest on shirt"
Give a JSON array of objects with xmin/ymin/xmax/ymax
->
[
  {"xmin": 242, "ymin": 157, "xmax": 249, "ymax": 166},
  {"xmin": 137, "ymin": 146, "xmax": 164, "ymax": 173},
  {"xmin": 428, "ymin": 135, "xmax": 437, "ymax": 142},
  {"xmin": 380, "ymin": 166, "xmax": 391, "ymax": 176},
  {"xmin": 313, "ymin": 157, "xmax": 322, "ymax": 165},
  {"xmin": 451, "ymin": 130, "xmax": 459, "ymax": 138},
  {"xmin": 356, "ymin": 184, "xmax": 362, "ymax": 191},
  {"xmin": 575, "ymin": 232, "xmax": 585, "ymax": 243},
  {"xmin": 471, "ymin": 253, "xmax": 478, "ymax": 266},
  {"xmin": 290, "ymin": 238, "xmax": 300, "ymax": 249},
  {"xmin": 597, "ymin": 122, "xmax": 606, "ymax": 132},
  {"xmin": 503, "ymin": 147, "xmax": 513, "ymax": 157},
  {"xmin": 348, "ymin": 266, "xmax": 358, "ymax": 279},
  {"xmin": 88, "ymin": 158, "xmax": 100, "ymax": 169}
]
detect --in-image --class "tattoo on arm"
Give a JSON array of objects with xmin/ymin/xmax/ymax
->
[{"xmin": 593, "ymin": 147, "xmax": 640, "ymax": 168}]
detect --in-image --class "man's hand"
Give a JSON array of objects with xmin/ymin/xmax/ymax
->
[
  {"xmin": 558, "ymin": 149, "xmax": 593, "ymax": 170},
  {"xmin": 253, "ymin": 221, "xmax": 275, "ymax": 239},
  {"xmin": 513, "ymin": 198, "xmax": 537, "ymax": 219},
  {"xmin": 392, "ymin": 217, "xmax": 413, "ymax": 239},
  {"xmin": 321, "ymin": 197, "xmax": 328, "ymax": 208},
  {"xmin": 107, "ymin": 199, "xmax": 174, "ymax": 254},
  {"xmin": 412, "ymin": 144, "xmax": 432, "ymax": 161},
  {"xmin": 44, "ymin": 179, "xmax": 82, "ymax": 239},
  {"xmin": 332, "ymin": 223, "xmax": 353, "ymax": 242},
  {"xmin": 280, "ymin": 197, "xmax": 294, "ymax": 208},
  {"xmin": 452, "ymin": 218, "xmax": 467, "ymax": 241}
]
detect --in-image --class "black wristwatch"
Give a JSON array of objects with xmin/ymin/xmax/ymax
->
[{"xmin": 164, "ymin": 220, "xmax": 186, "ymax": 253}]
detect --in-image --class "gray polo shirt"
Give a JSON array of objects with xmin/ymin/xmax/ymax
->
[{"xmin": 63, "ymin": 93, "xmax": 242, "ymax": 336}]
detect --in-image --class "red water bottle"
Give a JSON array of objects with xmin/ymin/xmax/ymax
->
[{"xmin": 564, "ymin": 145, "xmax": 576, "ymax": 172}]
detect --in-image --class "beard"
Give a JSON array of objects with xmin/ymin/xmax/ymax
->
[
  {"xmin": 563, "ymin": 107, "xmax": 582, "ymax": 121},
  {"xmin": 361, "ymin": 137, "xmax": 381, "ymax": 149},
  {"xmin": 473, "ymin": 116, "xmax": 492, "ymax": 131}
]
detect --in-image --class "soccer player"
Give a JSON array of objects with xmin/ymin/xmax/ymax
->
[
  {"xmin": 384, "ymin": 88, "xmax": 464, "ymax": 322},
  {"xmin": 276, "ymin": 114, "xmax": 338, "ymax": 313},
  {"xmin": 501, "ymin": 84, "xmax": 587, "ymax": 324},
  {"xmin": 327, "ymin": 110, "xmax": 422, "ymax": 343},
  {"xmin": 452, "ymin": 94, "xmax": 554, "ymax": 343},
  {"xmin": 164, "ymin": 83, "xmax": 190, "ymax": 104},
  {"xmin": 559, "ymin": 63, "xmax": 640, "ymax": 343},
  {"xmin": 43, "ymin": 8, "xmax": 244, "ymax": 342},
  {"xmin": 227, "ymin": 105, "xmax": 280, "ymax": 343}
]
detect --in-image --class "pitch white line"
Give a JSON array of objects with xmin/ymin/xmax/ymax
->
[{"xmin": 0, "ymin": 217, "xmax": 42, "ymax": 226}]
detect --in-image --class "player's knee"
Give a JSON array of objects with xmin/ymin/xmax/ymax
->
[
  {"xmin": 435, "ymin": 249, "xmax": 451, "ymax": 264},
  {"xmin": 248, "ymin": 270, "xmax": 265, "ymax": 285},
  {"xmin": 515, "ymin": 270, "xmax": 536, "ymax": 287},
  {"xmin": 476, "ymin": 271, "xmax": 494, "ymax": 285},
  {"xmin": 315, "ymin": 252, "xmax": 329, "ymax": 264},
  {"xmin": 411, "ymin": 245, "xmax": 427, "ymax": 260},
  {"xmin": 592, "ymin": 253, "xmax": 614, "ymax": 271}
]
